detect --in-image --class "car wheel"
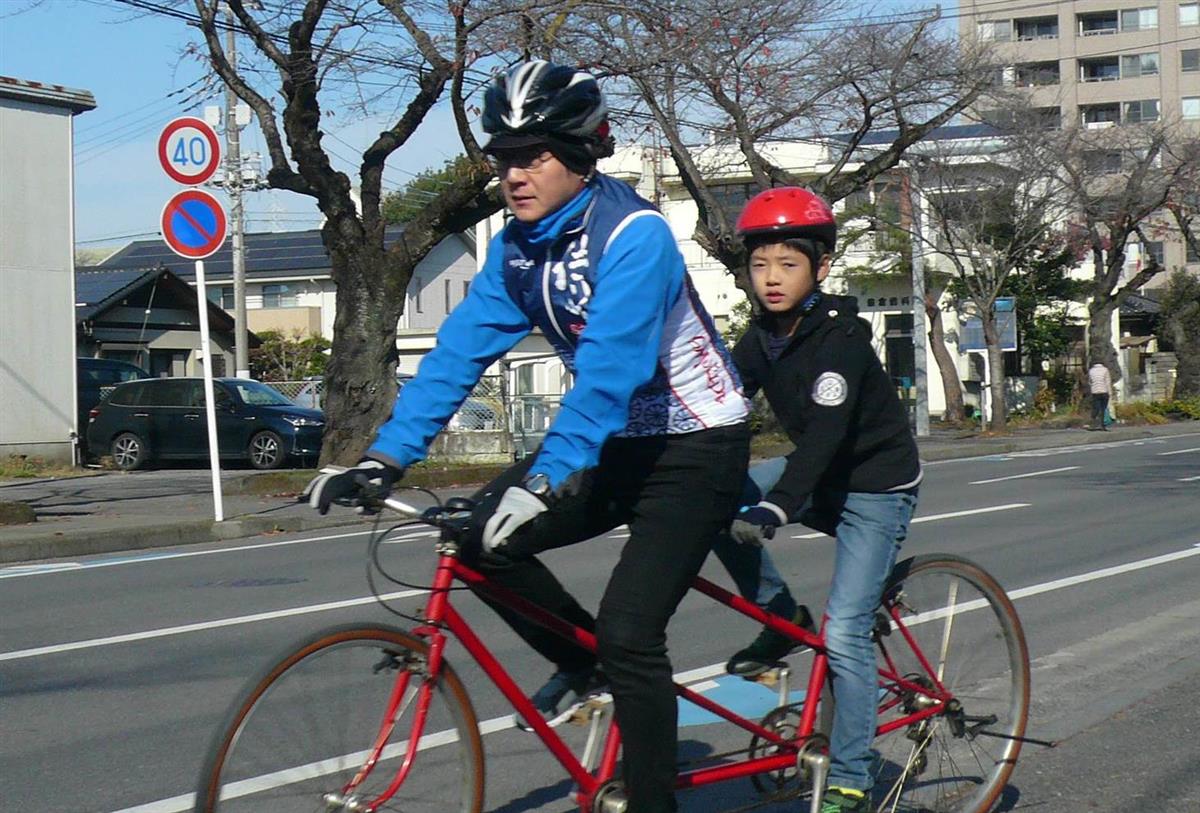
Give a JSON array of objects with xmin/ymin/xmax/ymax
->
[
  {"xmin": 248, "ymin": 430, "xmax": 286, "ymax": 470},
  {"xmin": 111, "ymin": 432, "xmax": 148, "ymax": 471}
]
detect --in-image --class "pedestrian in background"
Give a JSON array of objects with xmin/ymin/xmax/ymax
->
[{"xmin": 1088, "ymin": 361, "xmax": 1112, "ymax": 431}]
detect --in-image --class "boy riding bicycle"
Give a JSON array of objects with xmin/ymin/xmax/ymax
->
[
  {"xmin": 710, "ymin": 187, "xmax": 922, "ymax": 812},
  {"xmin": 307, "ymin": 61, "xmax": 750, "ymax": 813}
]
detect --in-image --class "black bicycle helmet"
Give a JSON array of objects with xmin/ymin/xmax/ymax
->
[{"xmin": 482, "ymin": 60, "xmax": 614, "ymax": 172}]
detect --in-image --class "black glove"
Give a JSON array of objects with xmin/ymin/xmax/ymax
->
[
  {"xmin": 729, "ymin": 502, "xmax": 787, "ymax": 546},
  {"xmin": 304, "ymin": 459, "xmax": 402, "ymax": 515}
]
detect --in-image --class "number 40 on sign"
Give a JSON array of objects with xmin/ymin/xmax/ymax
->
[{"xmin": 158, "ymin": 116, "xmax": 221, "ymax": 186}]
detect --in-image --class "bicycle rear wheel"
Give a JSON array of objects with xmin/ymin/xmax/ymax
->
[
  {"xmin": 871, "ymin": 555, "xmax": 1029, "ymax": 813},
  {"xmin": 195, "ymin": 624, "xmax": 485, "ymax": 813}
]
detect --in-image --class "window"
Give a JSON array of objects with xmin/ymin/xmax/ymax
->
[
  {"xmin": 415, "ymin": 276, "xmax": 423, "ymax": 313},
  {"xmin": 1016, "ymin": 61, "xmax": 1059, "ymax": 86},
  {"xmin": 261, "ymin": 283, "xmax": 298, "ymax": 308},
  {"xmin": 1184, "ymin": 49, "xmax": 1200, "ymax": 72},
  {"xmin": 444, "ymin": 279, "xmax": 452, "ymax": 315},
  {"xmin": 1120, "ymin": 7, "xmax": 1157, "ymax": 31},
  {"xmin": 1181, "ymin": 3, "xmax": 1199, "ymax": 26},
  {"xmin": 462, "ymin": 280, "xmax": 470, "ymax": 300},
  {"xmin": 109, "ymin": 381, "xmax": 150, "ymax": 406},
  {"xmin": 1078, "ymin": 11, "xmax": 1118, "ymax": 35},
  {"xmin": 1143, "ymin": 241, "xmax": 1164, "ymax": 266},
  {"xmin": 1035, "ymin": 106, "xmax": 1062, "ymax": 130},
  {"xmin": 1183, "ymin": 97, "xmax": 1200, "ymax": 120},
  {"xmin": 1123, "ymin": 99, "xmax": 1159, "ymax": 124},
  {"xmin": 207, "ymin": 286, "xmax": 234, "ymax": 309},
  {"xmin": 1015, "ymin": 16, "xmax": 1058, "ymax": 40},
  {"xmin": 1081, "ymin": 103, "xmax": 1120, "ymax": 128},
  {"xmin": 231, "ymin": 381, "xmax": 293, "ymax": 406},
  {"xmin": 1084, "ymin": 151, "xmax": 1123, "ymax": 174},
  {"xmin": 142, "ymin": 380, "xmax": 194, "ymax": 407},
  {"xmin": 1079, "ymin": 57, "xmax": 1119, "ymax": 82},
  {"xmin": 1187, "ymin": 237, "xmax": 1200, "ymax": 264},
  {"xmin": 1120, "ymin": 53, "xmax": 1159, "ymax": 78},
  {"xmin": 976, "ymin": 20, "xmax": 1012, "ymax": 41}
]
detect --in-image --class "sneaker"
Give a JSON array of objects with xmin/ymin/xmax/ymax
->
[
  {"xmin": 725, "ymin": 605, "xmax": 816, "ymax": 678},
  {"xmin": 517, "ymin": 666, "xmax": 609, "ymax": 731},
  {"xmin": 820, "ymin": 786, "xmax": 870, "ymax": 813}
]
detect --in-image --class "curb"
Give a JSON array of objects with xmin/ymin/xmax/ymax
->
[{"xmin": 0, "ymin": 512, "xmax": 364, "ymax": 565}]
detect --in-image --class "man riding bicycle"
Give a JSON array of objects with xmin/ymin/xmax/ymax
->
[{"xmin": 307, "ymin": 60, "xmax": 750, "ymax": 813}]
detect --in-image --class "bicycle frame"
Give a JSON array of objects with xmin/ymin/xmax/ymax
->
[{"xmin": 349, "ymin": 541, "xmax": 957, "ymax": 813}]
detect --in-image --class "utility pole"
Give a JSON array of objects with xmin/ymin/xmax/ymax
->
[
  {"xmin": 225, "ymin": 6, "xmax": 249, "ymax": 378},
  {"xmin": 905, "ymin": 165, "xmax": 930, "ymax": 437}
]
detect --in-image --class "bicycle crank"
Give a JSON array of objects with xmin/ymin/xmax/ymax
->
[{"xmin": 591, "ymin": 780, "xmax": 628, "ymax": 813}]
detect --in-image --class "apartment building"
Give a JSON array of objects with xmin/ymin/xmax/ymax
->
[{"xmin": 960, "ymin": 0, "xmax": 1200, "ymax": 272}]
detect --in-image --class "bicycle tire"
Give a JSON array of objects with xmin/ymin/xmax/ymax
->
[
  {"xmin": 870, "ymin": 554, "xmax": 1030, "ymax": 813},
  {"xmin": 195, "ymin": 624, "xmax": 485, "ymax": 813}
]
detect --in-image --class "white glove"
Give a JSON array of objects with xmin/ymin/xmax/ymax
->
[
  {"xmin": 304, "ymin": 459, "xmax": 400, "ymax": 515},
  {"xmin": 482, "ymin": 486, "xmax": 549, "ymax": 552}
]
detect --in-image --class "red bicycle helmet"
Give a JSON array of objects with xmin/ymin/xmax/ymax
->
[{"xmin": 735, "ymin": 187, "xmax": 837, "ymax": 251}]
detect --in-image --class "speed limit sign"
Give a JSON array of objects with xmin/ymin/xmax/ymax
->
[{"xmin": 158, "ymin": 116, "xmax": 221, "ymax": 185}]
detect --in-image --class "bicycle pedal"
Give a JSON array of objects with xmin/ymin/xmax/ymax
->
[
  {"xmin": 568, "ymin": 692, "xmax": 613, "ymax": 725},
  {"xmin": 752, "ymin": 666, "xmax": 788, "ymax": 687}
]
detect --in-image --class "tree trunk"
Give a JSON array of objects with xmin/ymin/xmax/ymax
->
[
  {"xmin": 981, "ymin": 314, "xmax": 1008, "ymax": 431},
  {"xmin": 1086, "ymin": 296, "xmax": 1122, "ymax": 389},
  {"xmin": 320, "ymin": 240, "xmax": 406, "ymax": 466},
  {"xmin": 925, "ymin": 296, "xmax": 965, "ymax": 423}
]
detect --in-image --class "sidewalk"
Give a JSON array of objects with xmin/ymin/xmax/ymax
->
[{"xmin": 1, "ymin": 422, "xmax": 1196, "ymax": 565}]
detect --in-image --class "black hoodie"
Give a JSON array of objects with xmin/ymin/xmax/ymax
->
[{"xmin": 732, "ymin": 294, "xmax": 922, "ymax": 519}]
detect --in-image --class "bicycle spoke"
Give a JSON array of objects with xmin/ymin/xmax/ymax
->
[
  {"xmin": 197, "ymin": 627, "xmax": 484, "ymax": 813},
  {"xmin": 871, "ymin": 556, "xmax": 1029, "ymax": 813}
]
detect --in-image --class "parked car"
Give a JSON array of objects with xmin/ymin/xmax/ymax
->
[
  {"xmin": 77, "ymin": 358, "xmax": 150, "ymax": 454},
  {"xmin": 86, "ymin": 378, "xmax": 324, "ymax": 471}
]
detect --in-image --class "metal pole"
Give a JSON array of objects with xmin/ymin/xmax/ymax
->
[
  {"xmin": 226, "ymin": 9, "xmax": 249, "ymax": 378},
  {"xmin": 906, "ymin": 167, "xmax": 930, "ymax": 437},
  {"xmin": 194, "ymin": 260, "xmax": 225, "ymax": 522}
]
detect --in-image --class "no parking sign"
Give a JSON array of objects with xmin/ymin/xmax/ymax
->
[{"xmin": 160, "ymin": 189, "xmax": 227, "ymax": 259}]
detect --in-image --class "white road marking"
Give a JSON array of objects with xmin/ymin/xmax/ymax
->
[
  {"xmin": 969, "ymin": 466, "xmax": 1080, "ymax": 485},
  {"xmin": 1179, "ymin": 475, "xmax": 1200, "ymax": 482},
  {"xmin": 109, "ymin": 541, "xmax": 1200, "ymax": 813},
  {"xmin": 0, "ymin": 528, "xmax": 379, "ymax": 580},
  {"xmin": 789, "ymin": 503, "xmax": 1031, "ymax": 539},
  {"xmin": 1158, "ymin": 447, "xmax": 1200, "ymax": 457},
  {"xmin": 0, "ymin": 589, "xmax": 426, "ymax": 662},
  {"xmin": 945, "ymin": 433, "xmax": 1200, "ymax": 462}
]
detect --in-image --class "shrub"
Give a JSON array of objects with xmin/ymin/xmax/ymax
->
[
  {"xmin": 1115, "ymin": 402, "xmax": 1169, "ymax": 425},
  {"xmin": 1148, "ymin": 397, "xmax": 1200, "ymax": 420}
]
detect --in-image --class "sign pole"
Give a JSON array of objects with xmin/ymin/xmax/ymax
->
[{"xmin": 194, "ymin": 259, "xmax": 224, "ymax": 522}]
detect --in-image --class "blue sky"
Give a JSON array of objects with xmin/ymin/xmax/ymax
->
[{"xmin": 1, "ymin": 0, "xmax": 461, "ymax": 247}]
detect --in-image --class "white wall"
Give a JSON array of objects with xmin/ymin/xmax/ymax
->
[{"xmin": 0, "ymin": 98, "xmax": 79, "ymax": 461}]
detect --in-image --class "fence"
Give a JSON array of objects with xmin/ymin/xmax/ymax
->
[{"xmin": 264, "ymin": 377, "xmax": 563, "ymax": 459}]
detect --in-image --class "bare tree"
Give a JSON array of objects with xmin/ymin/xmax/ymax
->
[
  {"xmin": 541, "ymin": 1, "xmax": 998, "ymax": 286},
  {"xmin": 187, "ymin": 0, "xmax": 535, "ymax": 463},
  {"xmin": 905, "ymin": 126, "xmax": 1070, "ymax": 431},
  {"xmin": 1052, "ymin": 122, "xmax": 1200, "ymax": 384}
]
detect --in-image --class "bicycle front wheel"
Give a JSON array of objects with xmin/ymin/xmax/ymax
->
[
  {"xmin": 196, "ymin": 624, "xmax": 485, "ymax": 813},
  {"xmin": 871, "ymin": 555, "xmax": 1030, "ymax": 813}
]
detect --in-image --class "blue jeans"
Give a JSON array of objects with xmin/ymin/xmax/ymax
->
[{"xmin": 710, "ymin": 457, "xmax": 918, "ymax": 791}]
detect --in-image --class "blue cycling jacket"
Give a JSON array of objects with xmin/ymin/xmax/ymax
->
[{"xmin": 368, "ymin": 174, "xmax": 748, "ymax": 489}]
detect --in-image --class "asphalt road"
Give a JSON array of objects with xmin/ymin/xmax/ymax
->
[{"xmin": 3, "ymin": 432, "xmax": 1200, "ymax": 812}]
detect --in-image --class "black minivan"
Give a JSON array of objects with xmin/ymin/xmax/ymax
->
[{"xmin": 86, "ymin": 378, "xmax": 324, "ymax": 470}]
